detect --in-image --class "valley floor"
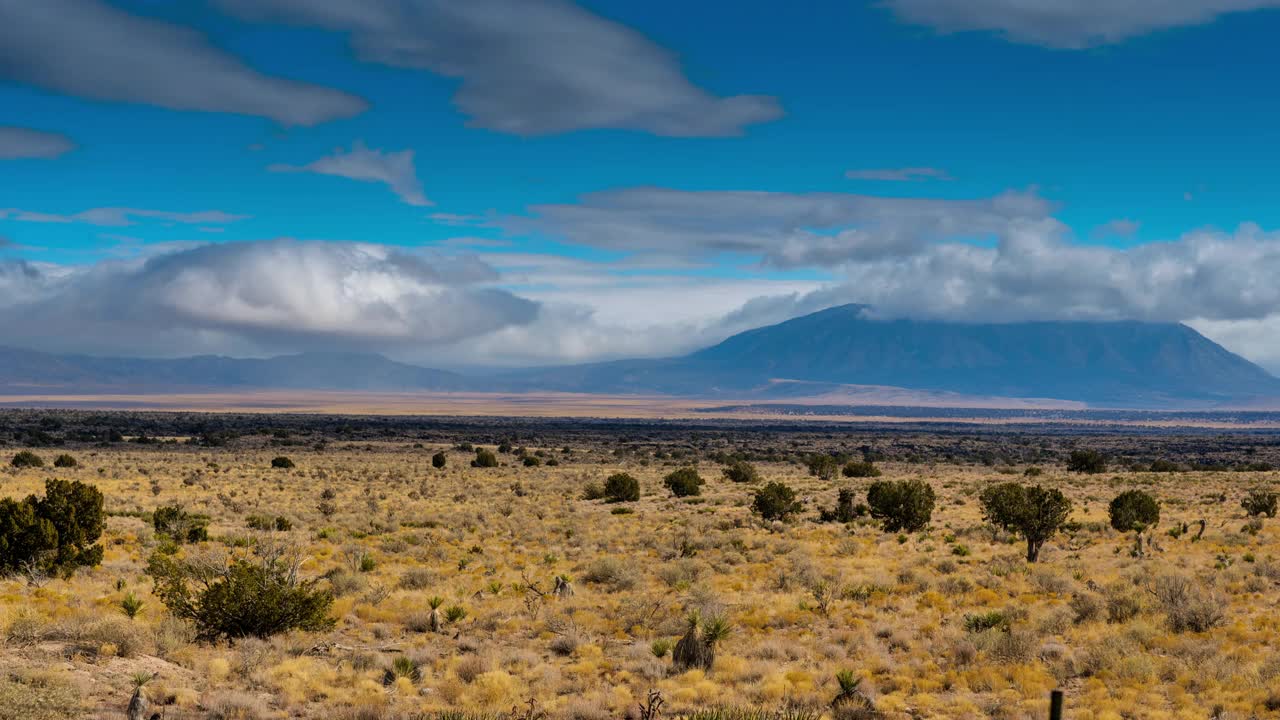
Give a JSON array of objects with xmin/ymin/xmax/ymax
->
[{"xmin": 1, "ymin": 414, "xmax": 1279, "ymax": 719}]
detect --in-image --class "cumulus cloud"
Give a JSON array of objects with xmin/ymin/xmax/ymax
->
[
  {"xmin": 0, "ymin": 207, "xmax": 247, "ymax": 227},
  {"xmin": 845, "ymin": 167, "xmax": 952, "ymax": 182},
  {"xmin": 707, "ymin": 221, "xmax": 1280, "ymax": 328},
  {"xmin": 269, "ymin": 142, "xmax": 432, "ymax": 206},
  {"xmin": 0, "ymin": 239, "xmax": 537, "ymax": 357},
  {"xmin": 517, "ymin": 186, "xmax": 1054, "ymax": 266},
  {"xmin": 885, "ymin": 0, "xmax": 1280, "ymax": 48},
  {"xmin": 216, "ymin": 0, "xmax": 781, "ymax": 136},
  {"xmin": 0, "ymin": 126, "xmax": 75, "ymax": 159},
  {"xmin": 0, "ymin": 0, "xmax": 366, "ymax": 125}
]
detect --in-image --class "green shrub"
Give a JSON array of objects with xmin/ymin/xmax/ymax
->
[
  {"xmin": 147, "ymin": 550, "xmax": 334, "ymax": 641},
  {"xmin": 1067, "ymin": 449, "xmax": 1107, "ymax": 474},
  {"xmin": 521, "ymin": 455, "xmax": 541, "ymax": 467},
  {"xmin": 10, "ymin": 451, "xmax": 43, "ymax": 469},
  {"xmin": 818, "ymin": 488, "xmax": 861, "ymax": 523},
  {"xmin": 52, "ymin": 454, "xmax": 77, "ymax": 468},
  {"xmin": 1109, "ymin": 490, "xmax": 1160, "ymax": 533},
  {"xmin": 978, "ymin": 482, "xmax": 1072, "ymax": 562},
  {"xmin": 270, "ymin": 456, "xmax": 295, "ymax": 469},
  {"xmin": 471, "ymin": 449, "xmax": 499, "ymax": 468},
  {"xmin": 152, "ymin": 505, "xmax": 209, "ymax": 544},
  {"xmin": 664, "ymin": 467, "xmax": 705, "ymax": 497},
  {"xmin": 751, "ymin": 482, "xmax": 801, "ymax": 521},
  {"xmin": 722, "ymin": 461, "xmax": 761, "ymax": 484},
  {"xmin": 0, "ymin": 479, "xmax": 104, "ymax": 577},
  {"xmin": 865, "ymin": 479, "xmax": 935, "ymax": 532},
  {"xmin": 603, "ymin": 473, "xmax": 640, "ymax": 503},
  {"xmin": 1242, "ymin": 488, "xmax": 1279, "ymax": 518},
  {"xmin": 842, "ymin": 460, "xmax": 882, "ymax": 478},
  {"xmin": 805, "ymin": 455, "xmax": 838, "ymax": 481},
  {"xmin": 431, "ymin": 451, "xmax": 447, "ymax": 469},
  {"xmin": 963, "ymin": 610, "xmax": 1009, "ymax": 633}
]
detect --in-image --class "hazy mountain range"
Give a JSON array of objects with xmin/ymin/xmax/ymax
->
[{"xmin": 2, "ymin": 305, "xmax": 1276, "ymax": 407}]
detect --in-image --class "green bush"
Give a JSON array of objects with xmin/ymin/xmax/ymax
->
[
  {"xmin": 1242, "ymin": 488, "xmax": 1279, "ymax": 518},
  {"xmin": 431, "ymin": 451, "xmax": 447, "ymax": 469},
  {"xmin": 147, "ymin": 550, "xmax": 334, "ymax": 641},
  {"xmin": 805, "ymin": 455, "xmax": 838, "ymax": 481},
  {"xmin": 842, "ymin": 460, "xmax": 882, "ymax": 478},
  {"xmin": 866, "ymin": 479, "xmax": 935, "ymax": 532},
  {"xmin": 152, "ymin": 505, "xmax": 209, "ymax": 544},
  {"xmin": 0, "ymin": 479, "xmax": 104, "ymax": 576},
  {"xmin": 52, "ymin": 454, "xmax": 78, "ymax": 468},
  {"xmin": 10, "ymin": 451, "xmax": 43, "ymax": 469},
  {"xmin": 752, "ymin": 482, "xmax": 801, "ymax": 521},
  {"xmin": 722, "ymin": 461, "xmax": 761, "ymax": 484},
  {"xmin": 978, "ymin": 482, "xmax": 1073, "ymax": 562},
  {"xmin": 818, "ymin": 488, "xmax": 862, "ymax": 523},
  {"xmin": 664, "ymin": 467, "xmax": 705, "ymax": 497},
  {"xmin": 1109, "ymin": 490, "xmax": 1160, "ymax": 533},
  {"xmin": 603, "ymin": 473, "xmax": 640, "ymax": 503},
  {"xmin": 270, "ymin": 456, "xmax": 295, "ymax": 469},
  {"xmin": 471, "ymin": 448, "xmax": 499, "ymax": 468},
  {"xmin": 1067, "ymin": 449, "xmax": 1107, "ymax": 474}
]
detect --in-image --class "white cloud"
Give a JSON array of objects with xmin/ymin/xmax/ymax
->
[
  {"xmin": 269, "ymin": 141, "xmax": 432, "ymax": 207},
  {"xmin": 845, "ymin": 167, "xmax": 952, "ymax": 182},
  {"xmin": 885, "ymin": 0, "xmax": 1280, "ymax": 48},
  {"xmin": 517, "ymin": 186, "xmax": 1054, "ymax": 266},
  {"xmin": 0, "ymin": 239, "xmax": 537, "ymax": 357},
  {"xmin": 0, "ymin": 0, "xmax": 366, "ymax": 125},
  {"xmin": 1092, "ymin": 218, "xmax": 1141, "ymax": 238},
  {"xmin": 0, "ymin": 126, "xmax": 75, "ymax": 159},
  {"xmin": 0, "ymin": 207, "xmax": 248, "ymax": 227},
  {"xmin": 216, "ymin": 0, "xmax": 781, "ymax": 136}
]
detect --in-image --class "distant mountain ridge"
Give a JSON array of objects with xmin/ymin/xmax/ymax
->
[
  {"xmin": 1, "ymin": 304, "xmax": 1277, "ymax": 407},
  {"xmin": 500, "ymin": 305, "xmax": 1280, "ymax": 405},
  {"xmin": 0, "ymin": 347, "xmax": 465, "ymax": 392}
]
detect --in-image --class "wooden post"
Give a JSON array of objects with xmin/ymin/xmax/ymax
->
[{"xmin": 1049, "ymin": 689, "xmax": 1064, "ymax": 720}]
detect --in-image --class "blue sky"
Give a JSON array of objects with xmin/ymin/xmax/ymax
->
[{"xmin": 4, "ymin": 0, "xmax": 1280, "ymax": 369}]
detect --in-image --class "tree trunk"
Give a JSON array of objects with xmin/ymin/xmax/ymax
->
[{"xmin": 1026, "ymin": 538, "xmax": 1041, "ymax": 563}]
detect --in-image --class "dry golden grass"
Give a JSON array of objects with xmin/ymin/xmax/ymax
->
[{"xmin": 2, "ymin": 437, "xmax": 1280, "ymax": 719}]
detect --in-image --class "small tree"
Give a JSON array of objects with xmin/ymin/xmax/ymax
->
[
  {"xmin": 147, "ymin": 546, "xmax": 334, "ymax": 641},
  {"xmin": 866, "ymin": 479, "xmax": 935, "ymax": 532},
  {"xmin": 152, "ymin": 505, "xmax": 209, "ymax": 544},
  {"xmin": 471, "ymin": 448, "xmax": 499, "ymax": 468},
  {"xmin": 842, "ymin": 460, "xmax": 882, "ymax": 478},
  {"xmin": 53, "ymin": 454, "xmax": 78, "ymax": 468},
  {"xmin": 664, "ymin": 468, "xmax": 704, "ymax": 497},
  {"xmin": 979, "ymin": 482, "xmax": 1072, "ymax": 562},
  {"xmin": 806, "ymin": 455, "xmax": 839, "ymax": 481},
  {"xmin": 10, "ymin": 451, "xmax": 44, "ymax": 468},
  {"xmin": 1242, "ymin": 488, "xmax": 1279, "ymax": 518},
  {"xmin": 1067, "ymin": 449, "xmax": 1107, "ymax": 474},
  {"xmin": 0, "ymin": 479, "xmax": 104, "ymax": 576},
  {"xmin": 604, "ymin": 473, "xmax": 641, "ymax": 503},
  {"xmin": 722, "ymin": 460, "xmax": 761, "ymax": 484},
  {"xmin": 431, "ymin": 451, "xmax": 447, "ymax": 469},
  {"xmin": 819, "ymin": 487, "xmax": 861, "ymax": 523},
  {"xmin": 752, "ymin": 482, "xmax": 801, "ymax": 521},
  {"xmin": 1109, "ymin": 490, "xmax": 1160, "ymax": 534}
]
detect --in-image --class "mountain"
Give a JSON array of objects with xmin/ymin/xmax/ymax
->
[
  {"xmin": 1, "ymin": 304, "xmax": 1277, "ymax": 406},
  {"xmin": 503, "ymin": 305, "xmax": 1280, "ymax": 405},
  {"xmin": 0, "ymin": 347, "xmax": 465, "ymax": 393}
]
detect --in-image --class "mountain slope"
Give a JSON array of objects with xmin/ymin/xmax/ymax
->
[
  {"xmin": 1, "ymin": 304, "xmax": 1277, "ymax": 406},
  {"xmin": 0, "ymin": 347, "xmax": 465, "ymax": 392},
  {"xmin": 505, "ymin": 305, "xmax": 1280, "ymax": 404}
]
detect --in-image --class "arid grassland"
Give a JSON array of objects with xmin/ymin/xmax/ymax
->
[{"xmin": 2, "ymin": 411, "xmax": 1280, "ymax": 720}]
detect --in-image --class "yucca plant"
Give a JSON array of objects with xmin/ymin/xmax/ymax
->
[
  {"xmin": 383, "ymin": 654, "xmax": 422, "ymax": 685},
  {"xmin": 673, "ymin": 611, "xmax": 731, "ymax": 671},
  {"xmin": 444, "ymin": 604, "xmax": 467, "ymax": 624},
  {"xmin": 120, "ymin": 591, "xmax": 144, "ymax": 619},
  {"xmin": 425, "ymin": 595, "xmax": 445, "ymax": 632}
]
